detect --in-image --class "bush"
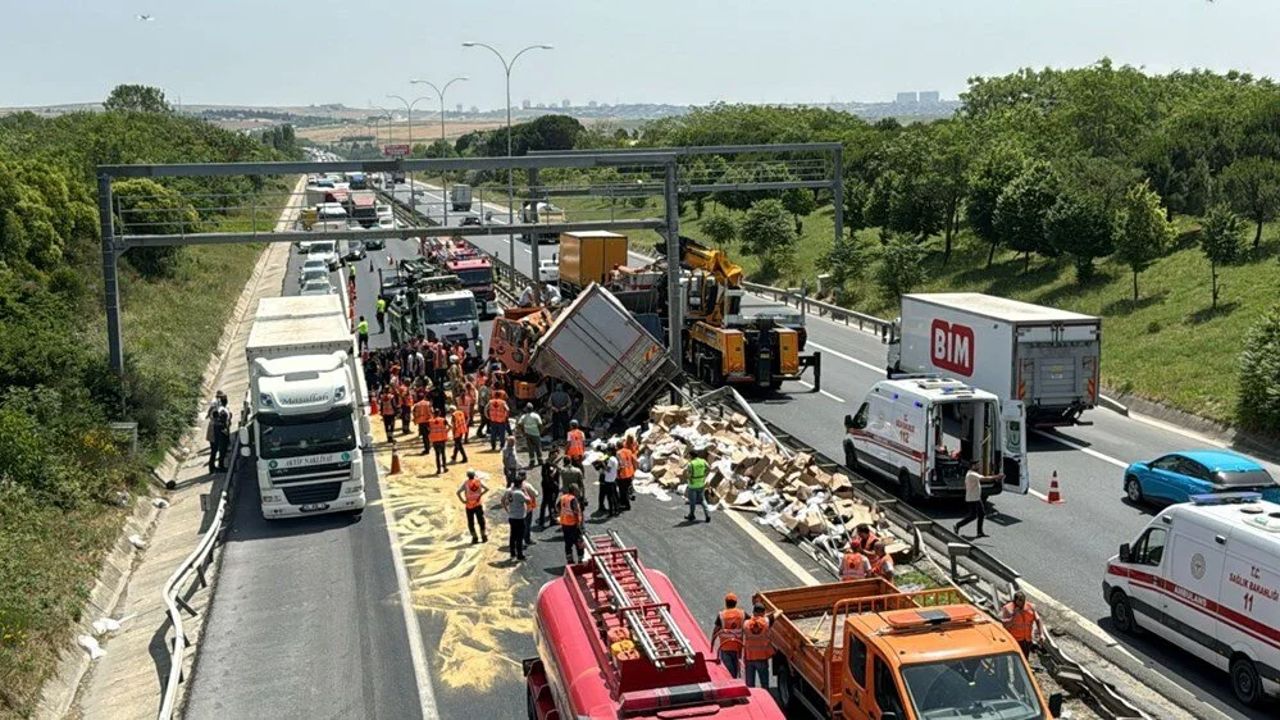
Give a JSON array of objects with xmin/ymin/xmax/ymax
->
[
  {"xmin": 1237, "ymin": 306, "xmax": 1280, "ymax": 433},
  {"xmin": 874, "ymin": 231, "xmax": 927, "ymax": 301}
]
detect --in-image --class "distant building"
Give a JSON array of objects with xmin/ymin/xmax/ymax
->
[
  {"xmin": 469, "ymin": 105, "xmax": 479, "ymax": 114},
  {"xmin": 561, "ymin": 99, "xmax": 570, "ymax": 108},
  {"xmin": 895, "ymin": 91, "xmax": 918, "ymax": 104},
  {"xmin": 919, "ymin": 90, "xmax": 940, "ymax": 104},
  {"xmin": 521, "ymin": 99, "xmax": 531, "ymax": 109},
  {"xmin": 535, "ymin": 102, "xmax": 546, "ymax": 109},
  {"xmin": 588, "ymin": 100, "xmax": 598, "ymax": 108},
  {"xmin": 455, "ymin": 103, "xmax": 463, "ymax": 114}
]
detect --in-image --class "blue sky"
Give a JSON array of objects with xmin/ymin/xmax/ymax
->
[{"xmin": 2, "ymin": 0, "xmax": 1277, "ymax": 109}]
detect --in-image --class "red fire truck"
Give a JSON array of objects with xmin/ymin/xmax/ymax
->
[{"xmin": 524, "ymin": 532, "xmax": 783, "ymax": 720}]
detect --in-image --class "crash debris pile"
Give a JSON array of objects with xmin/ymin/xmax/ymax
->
[{"xmin": 613, "ymin": 404, "xmax": 906, "ymax": 556}]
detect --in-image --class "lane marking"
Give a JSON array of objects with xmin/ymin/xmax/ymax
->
[
  {"xmin": 376, "ymin": 466, "xmax": 441, "ymax": 720},
  {"xmin": 721, "ymin": 506, "xmax": 821, "ymax": 587},
  {"xmin": 807, "ymin": 341, "xmax": 884, "ymax": 374},
  {"xmin": 1126, "ymin": 410, "xmax": 1230, "ymax": 449},
  {"xmin": 1032, "ymin": 429, "xmax": 1129, "ymax": 470},
  {"xmin": 796, "ymin": 380, "xmax": 845, "ymax": 403}
]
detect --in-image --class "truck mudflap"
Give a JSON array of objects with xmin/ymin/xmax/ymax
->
[{"xmin": 799, "ymin": 351, "xmax": 822, "ymax": 392}]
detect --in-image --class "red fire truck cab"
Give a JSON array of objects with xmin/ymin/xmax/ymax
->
[
  {"xmin": 447, "ymin": 256, "xmax": 497, "ymax": 318},
  {"xmin": 524, "ymin": 531, "xmax": 783, "ymax": 720}
]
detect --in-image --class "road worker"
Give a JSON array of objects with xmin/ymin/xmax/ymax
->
[
  {"xmin": 558, "ymin": 483, "xmax": 585, "ymax": 564},
  {"xmin": 712, "ymin": 593, "xmax": 745, "ymax": 678},
  {"xmin": 565, "ymin": 420, "xmax": 586, "ymax": 466},
  {"xmin": 412, "ymin": 395, "xmax": 433, "ymax": 453},
  {"xmin": 455, "ymin": 470, "xmax": 489, "ymax": 544},
  {"xmin": 397, "ymin": 381, "xmax": 412, "ymax": 434},
  {"xmin": 519, "ymin": 403, "xmax": 544, "ymax": 467},
  {"xmin": 869, "ymin": 541, "xmax": 895, "ymax": 581},
  {"xmin": 519, "ymin": 470, "xmax": 538, "ymax": 545},
  {"xmin": 615, "ymin": 440, "xmax": 636, "ymax": 512},
  {"xmin": 206, "ymin": 390, "xmax": 232, "ymax": 474},
  {"xmin": 500, "ymin": 476, "xmax": 532, "ymax": 562},
  {"xmin": 502, "ymin": 436, "xmax": 521, "ymax": 486},
  {"xmin": 487, "ymin": 391, "xmax": 510, "ymax": 451},
  {"xmin": 538, "ymin": 447, "xmax": 561, "ymax": 529},
  {"xmin": 475, "ymin": 379, "xmax": 492, "ymax": 440},
  {"xmin": 428, "ymin": 413, "xmax": 450, "ymax": 474},
  {"xmin": 450, "ymin": 404, "xmax": 469, "ymax": 463},
  {"xmin": 684, "ymin": 448, "xmax": 711, "ymax": 523},
  {"xmin": 742, "ymin": 603, "xmax": 773, "ymax": 690},
  {"xmin": 840, "ymin": 543, "xmax": 872, "ymax": 580},
  {"xmin": 376, "ymin": 296, "xmax": 387, "ymax": 333},
  {"xmin": 849, "ymin": 523, "xmax": 878, "ymax": 553},
  {"xmin": 1001, "ymin": 590, "xmax": 1043, "ymax": 656},
  {"xmin": 379, "ymin": 386, "xmax": 398, "ymax": 443},
  {"xmin": 356, "ymin": 315, "xmax": 370, "ymax": 351}
]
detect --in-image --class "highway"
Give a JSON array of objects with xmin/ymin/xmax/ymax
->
[{"xmin": 391, "ymin": 178, "xmax": 1276, "ymax": 719}]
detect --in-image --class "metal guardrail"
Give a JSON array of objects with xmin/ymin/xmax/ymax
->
[
  {"xmin": 740, "ymin": 280, "xmax": 894, "ymax": 342},
  {"xmin": 157, "ymin": 437, "xmax": 239, "ymax": 720}
]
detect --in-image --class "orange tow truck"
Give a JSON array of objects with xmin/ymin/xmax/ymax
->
[{"xmin": 760, "ymin": 579, "xmax": 1062, "ymax": 720}]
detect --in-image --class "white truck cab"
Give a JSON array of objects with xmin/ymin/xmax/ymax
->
[
  {"xmin": 843, "ymin": 377, "xmax": 1029, "ymax": 501},
  {"xmin": 1104, "ymin": 492, "xmax": 1280, "ymax": 706}
]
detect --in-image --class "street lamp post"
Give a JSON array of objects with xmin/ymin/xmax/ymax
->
[
  {"xmin": 411, "ymin": 76, "xmax": 468, "ymax": 225},
  {"xmin": 387, "ymin": 94, "xmax": 432, "ymax": 213},
  {"xmin": 463, "ymin": 41, "xmax": 553, "ymax": 300}
]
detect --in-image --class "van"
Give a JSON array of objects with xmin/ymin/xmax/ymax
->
[
  {"xmin": 1104, "ymin": 492, "xmax": 1280, "ymax": 706},
  {"xmin": 843, "ymin": 378, "xmax": 1029, "ymax": 501}
]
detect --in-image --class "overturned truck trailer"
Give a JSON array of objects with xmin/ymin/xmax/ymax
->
[{"xmin": 532, "ymin": 283, "xmax": 680, "ymax": 425}]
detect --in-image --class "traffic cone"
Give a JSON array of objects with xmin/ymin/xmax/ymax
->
[
  {"xmin": 389, "ymin": 444, "xmax": 402, "ymax": 475},
  {"xmin": 1045, "ymin": 471, "xmax": 1064, "ymax": 504},
  {"xmin": 368, "ymin": 259, "xmax": 374, "ymax": 272}
]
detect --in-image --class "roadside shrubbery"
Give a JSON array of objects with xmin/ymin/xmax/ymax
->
[{"xmin": 1238, "ymin": 306, "xmax": 1280, "ymax": 433}]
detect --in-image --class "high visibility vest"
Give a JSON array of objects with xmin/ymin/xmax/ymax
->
[
  {"xmin": 412, "ymin": 401, "xmax": 433, "ymax": 426},
  {"xmin": 742, "ymin": 617, "xmax": 773, "ymax": 661},
  {"xmin": 1002, "ymin": 602, "xmax": 1037, "ymax": 643},
  {"xmin": 376, "ymin": 298, "xmax": 387, "ymax": 313},
  {"xmin": 559, "ymin": 494, "xmax": 580, "ymax": 526},
  {"xmin": 451, "ymin": 411, "xmax": 467, "ymax": 439},
  {"xmin": 432, "ymin": 345, "xmax": 447, "ymax": 367},
  {"xmin": 380, "ymin": 393, "xmax": 397, "ymax": 416},
  {"xmin": 566, "ymin": 430, "xmax": 586, "ymax": 459},
  {"xmin": 871, "ymin": 554, "xmax": 894, "ymax": 578},
  {"xmin": 523, "ymin": 484, "xmax": 537, "ymax": 511},
  {"xmin": 396, "ymin": 386, "xmax": 410, "ymax": 408},
  {"xmin": 616, "ymin": 448, "xmax": 636, "ymax": 479},
  {"xmin": 357, "ymin": 320, "xmax": 369, "ymax": 335},
  {"xmin": 851, "ymin": 532, "xmax": 879, "ymax": 553},
  {"xmin": 687, "ymin": 458, "xmax": 709, "ymax": 490},
  {"xmin": 428, "ymin": 416, "xmax": 449, "ymax": 443},
  {"xmin": 464, "ymin": 480, "xmax": 484, "ymax": 509},
  {"xmin": 370, "ymin": 396, "xmax": 380, "ymax": 416},
  {"xmin": 487, "ymin": 399, "xmax": 509, "ymax": 423},
  {"xmin": 718, "ymin": 608, "xmax": 746, "ymax": 652},
  {"xmin": 841, "ymin": 552, "xmax": 871, "ymax": 580}
]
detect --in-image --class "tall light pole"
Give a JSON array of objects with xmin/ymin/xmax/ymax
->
[
  {"xmin": 387, "ymin": 94, "xmax": 432, "ymax": 212},
  {"xmin": 411, "ymin": 76, "xmax": 468, "ymax": 225},
  {"xmin": 463, "ymin": 41, "xmax": 553, "ymax": 298}
]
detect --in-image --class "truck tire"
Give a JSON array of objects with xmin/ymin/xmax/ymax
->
[
  {"xmin": 1230, "ymin": 655, "xmax": 1264, "ymax": 707},
  {"xmin": 774, "ymin": 658, "xmax": 799, "ymax": 712},
  {"xmin": 898, "ymin": 469, "xmax": 917, "ymax": 503},
  {"xmin": 1109, "ymin": 592, "xmax": 1141, "ymax": 635}
]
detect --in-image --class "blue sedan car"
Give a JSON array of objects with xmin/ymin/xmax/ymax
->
[{"xmin": 1123, "ymin": 449, "xmax": 1279, "ymax": 505}]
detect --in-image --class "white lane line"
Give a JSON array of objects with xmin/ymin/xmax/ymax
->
[
  {"xmin": 1126, "ymin": 410, "xmax": 1229, "ymax": 449},
  {"xmin": 1031, "ymin": 429, "xmax": 1129, "ymax": 470},
  {"xmin": 721, "ymin": 506, "xmax": 821, "ymax": 587},
  {"xmin": 796, "ymin": 380, "xmax": 845, "ymax": 403},
  {"xmin": 521, "ymin": 248, "xmax": 531, "ymax": 254},
  {"xmin": 807, "ymin": 341, "xmax": 884, "ymax": 374},
  {"xmin": 376, "ymin": 466, "xmax": 440, "ymax": 720}
]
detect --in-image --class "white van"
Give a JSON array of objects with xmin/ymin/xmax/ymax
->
[
  {"xmin": 1104, "ymin": 492, "xmax": 1280, "ymax": 706},
  {"xmin": 843, "ymin": 377, "xmax": 1029, "ymax": 502}
]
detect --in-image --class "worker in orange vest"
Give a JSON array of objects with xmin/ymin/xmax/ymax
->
[
  {"xmin": 712, "ymin": 593, "xmax": 745, "ymax": 678},
  {"xmin": 849, "ymin": 523, "xmax": 879, "ymax": 554},
  {"xmin": 379, "ymin": 387, "xmax": 398, "ymax": 444},
  {"xmin": 486, "ymin": 392, "xmax": 510, "ymax": 451},
  {"xmin": 412, "ymin": 396, "xmax": 434, "ymax": 454},
  {"xmin": 840, "ymin": 544, "xmax": 872, "ymax": 580},
  {"xmin": 397, "ymin": 382, "xmax": 412, "ymax": 435},
  {"xmin": 455, "ymin": 470, "xmax": 489, "ymax": 544},
  {"xmin": 428, "ymin": 414, "xmax": 450, "ymax": 474},
  {"xmin": 869, "ymin": 541, "xmax": 895, "ymax": 581},
  {"xmin": 449, "ymin": 404, "xmax": 469, "ymax": 464},
  {"xmin": 1000, "ymin": 590, "xmax": 1043, "ymax": 656},
  {"xmin": 742, "ymin": 603, "xmax": 773, "ymax": 689},
  {"xmin": 615, "ymin": 440, "xmax": 637, "ymax": 512},
  {"xmin": 565, "ymin": 419, "xmax": 586, "ymax": 466},
  {"xmin": 558, "ymin": 483, "xmax": 585, "ymax": 564}
]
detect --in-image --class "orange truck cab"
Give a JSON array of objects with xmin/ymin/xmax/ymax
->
[{"xmin": 760, "ymin": 579, "xmax": 1062, "ymax": 720}]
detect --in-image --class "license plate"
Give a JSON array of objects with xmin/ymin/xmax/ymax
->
[{"xmin": 300, "ymin": 503, "xmax": 330, "ymax": 513}]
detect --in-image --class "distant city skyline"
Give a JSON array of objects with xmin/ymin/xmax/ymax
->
[{"xmin": 3, "ymin": 1, "xmax": 1277, "ymax": 109}]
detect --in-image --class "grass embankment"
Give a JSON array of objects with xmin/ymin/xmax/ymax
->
[{"xmin": 0, "ymin": 191, "xmax": 287, "ymax": 720}]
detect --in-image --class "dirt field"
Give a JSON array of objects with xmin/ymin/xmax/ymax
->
[{"xmin": 297, "ymin": 120, "xmax": 507, "ymax": 145}]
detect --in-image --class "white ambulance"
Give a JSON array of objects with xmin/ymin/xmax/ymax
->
[
  {"xmin": 842, "ymin": 377, "xmax": 1029, "ymax": 502},
  {"xmin": 1103, "ymin": 492, "xmax": 1280, "ymax": 706}
]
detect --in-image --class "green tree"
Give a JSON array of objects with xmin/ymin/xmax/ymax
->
[
  {"xmin": 113, "ymin": 178, "xmax": 200, "ymax": 277},
  {"xmin": 1237, "ymin": 305, "xmax": 1280, "ymax": 433},
  {"xmin": 966, "ymin": 144, "xmax": 1026, "ymax": 267},
  {"xmin": 699, "ymin": 212, "xmax": 737, "ymax": 247},
  {"xmin": 1114, "ymin": 181, "xmax": 1176, "ymax": 300},
  {"xmin": 993, "ymin": 161, "xmax": 1058, "ymax": 271},
  {"xmin": 739, "ymin": 198, "xmax": 796, "ymax": 278},
  {"xmin": 873, "ymin": 231, "xmax": 927, "ymax": 301},
  {"xmin": 1219, "ymin": 157, "xmax": 1280, "ymax": 249},
  {"xmin": 103, "ymin": 84, "xmax": 171, "ymax": 113},
  {"xmin": 818, "ymin": 235, "xmax": 867, "ymax": 301},
  {"xmin": 1043, "ymin": 189, "xmax": 1115, "ymax": 283},
  {"xmin": 842, "ymin": 177, "xmax": 869, "ymax": 236},
  {"xmin": 781, "ymin": 187, "xmax": 817, "ymax": 234},
  {"xmin": 1199, "ymin": 204, "xmax": 1246, "ymax": 308}
]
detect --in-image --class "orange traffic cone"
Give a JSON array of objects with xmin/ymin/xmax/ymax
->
[
  {"xmin": 389, "ymin": 444, "xmax": 402, "ymax": 475},
  {"xmin": 1045, "ymin": 471, "xmax": 1064, "ymax": 504}
]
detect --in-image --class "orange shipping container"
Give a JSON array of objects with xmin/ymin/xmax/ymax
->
[{"xmin": 558, "ymin": 231, "xmax": 628, "ymax": 290}]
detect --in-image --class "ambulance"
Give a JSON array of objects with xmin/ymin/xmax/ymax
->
[{"xmin": 1103, "ymin": 492, "xmax": 1280, "ymax": 706}]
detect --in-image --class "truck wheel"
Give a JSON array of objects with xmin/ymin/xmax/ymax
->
[
  {"xmin": 1109, "ymin": 592, "xmax": 1141, "ymax": 635},
  {"xmin": 1230, "ymin": 655, "xmax": 1264, "ymax": 707},
  {"xmin": 899, "ymin": 469, "xmax": 917, "ymax": 503},
  {"xmin": 774, "ymin": 659, "xmax": 798, "ymax": 711},
  {"xmin": 1124, "ymin": 475, "xmax": 1144, "ymax": 504}
]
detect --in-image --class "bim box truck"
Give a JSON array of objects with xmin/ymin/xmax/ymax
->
[
  {"xmin": 239, "ymin": 295, "xmax": 371, "ymax": 519},
  {"xmin": 887, "ymin": 293, "xmax": 1101, "ymax": 427}
]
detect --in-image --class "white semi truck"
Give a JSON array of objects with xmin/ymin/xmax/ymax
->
[
  {"xmin": 886, "ymin": 293, "xmax": 1102, "ymax": 427},
  {"xmin": 238, "ymin": 295, "xmax": 371, "ymax": 519}
]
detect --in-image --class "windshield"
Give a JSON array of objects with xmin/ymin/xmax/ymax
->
[
  {"xmin": 1216, "ymin": 468, "xmax": 1275, "ymax": 487},
  {"xmin": 302, "ymin": 269, "xmax": 328, "ymax": 283},
  {"xmin": 422, "ymin": 297, "xmax": 477, "ymax": 324},
  {"xmin": 258, "ymin": 410, "xmax": 356, "ymax": 459},
  {"xmin": 455, "ymin": 268, "xmax": 492, "ymax": 286},
  {"xmin": 900, "ymin": 652, "xmax": 1044, "ymax": 720},
  {"xmin": 310, "ymin": 241, "xmax": 336, "ymax": 254}
]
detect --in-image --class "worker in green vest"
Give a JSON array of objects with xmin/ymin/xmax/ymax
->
[
  {"xmin": 376, "ymin": 296, "xmax": 388, "ymax": 333},
  {"xmin": 356, "ymin": 316, "xmax": 369, "ymax": 351},
  {"xmin": 684, "ymin": 448, "xmax": 711, "ymax": 523}
]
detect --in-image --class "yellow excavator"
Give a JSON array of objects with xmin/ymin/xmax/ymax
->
[{"xmin": 678, "ymin": 237, "xmax": 821, "ymax": 391}]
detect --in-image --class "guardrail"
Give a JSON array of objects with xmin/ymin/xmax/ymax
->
[
  {"xmin": 740, "ymin": 280, "xmax": 894, "ymax": 341},
  {"xmin": 157, "ymin": 437, "xmax": 239, "ymax": 720}
]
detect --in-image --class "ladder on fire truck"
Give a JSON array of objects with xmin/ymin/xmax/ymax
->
[{"xmin": 584, "ymin": 531, "xmax": 697, "ymax": 669}]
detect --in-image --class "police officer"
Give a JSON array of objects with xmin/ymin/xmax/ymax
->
[
  {"xmin": 376, "ymin": 296, "xmax": 387, "ymax": 333},
  {"xmin": 356, "ymin": 315, "xmax": 370, "ymax": 351}
]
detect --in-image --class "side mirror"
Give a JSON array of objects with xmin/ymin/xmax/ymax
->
[
  {"xmin": 1048, "ymin": 692, "xmax": 1064, "ymax": 718},
  {"xmin": 1118, "ymin": 543, "xmax": 1131, "ymax": 564}
]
